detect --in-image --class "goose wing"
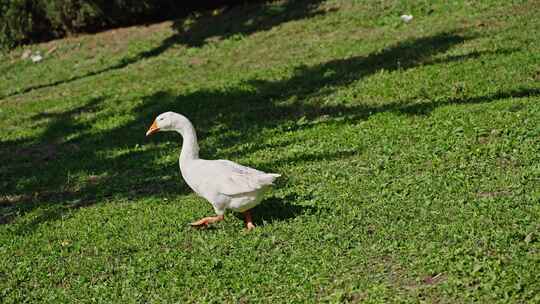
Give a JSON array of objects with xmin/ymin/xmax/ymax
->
[{"xmin": 203, "ymin": 160, "xmax": 280, "ymax": 196}]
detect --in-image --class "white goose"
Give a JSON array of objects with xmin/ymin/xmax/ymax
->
[{"xmin": 146, "ymin": 112, "xmax": 280, "ymax": 230}]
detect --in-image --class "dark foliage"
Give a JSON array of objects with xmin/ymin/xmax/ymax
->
[{"xmin": 0, "ymin": 0, "xmax": 255, "ymax": 49}]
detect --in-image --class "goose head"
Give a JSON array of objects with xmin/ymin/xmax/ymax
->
[{"xmin": 146, "ymin": 112, "xmax": 193, "ymax": 136}]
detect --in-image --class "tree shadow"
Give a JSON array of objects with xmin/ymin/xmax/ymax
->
[
  {"xmin": 397, "ymin": 87, "xmax": 540, "ymax": 116},
  {"xmin": 0, "ymin": 0, "xmax": 327, "ymax": 100},
  {"xmin": 135, "ymin": 31, "xmax": 520, "ymax": 153},
  {"xmin": 174, "ymin": 0, "xmax": 327, "ymax": 47},
  {"xmin": 1, "ymin": 30, "xmax": 534, "ymax": 232},
  {"xmin": 0, "ymin": 95, "xmax": 188, "ymax": 230}
]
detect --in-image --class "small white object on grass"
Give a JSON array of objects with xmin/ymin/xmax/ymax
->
[
  {"xmin": 30, "ymin": 52, "xmax": 43, "ymax": 63},
  {"xmin": 400, "ymin": 14, "xmax": 413, "ymax": 23}
]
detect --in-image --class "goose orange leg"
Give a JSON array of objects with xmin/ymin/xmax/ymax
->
[
  {"xmin": 191, "ymin": 214, "xmax": 224, "ymax": 228},
  {"xmin": 243, "ymin": 210, "xmax": 255, "ymax": 230}
]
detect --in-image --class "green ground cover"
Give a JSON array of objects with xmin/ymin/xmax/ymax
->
[{"xmin": 1, "ymin": 0, "xmax": 539, "ymax": 302}]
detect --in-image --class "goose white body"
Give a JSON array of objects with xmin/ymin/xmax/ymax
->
[{"xmin": 180, "ymin": 158, "xmax": 279, "ymax": 215}]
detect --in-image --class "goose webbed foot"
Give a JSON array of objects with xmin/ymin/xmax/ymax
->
[{"xmin": 190, "ymin": 214, "xmax": 224, "ymax": 228}]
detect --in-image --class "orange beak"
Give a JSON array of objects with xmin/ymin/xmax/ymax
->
[{"xmin": 146, "ymin": 120, "xmax": 160, "ymax": 136}]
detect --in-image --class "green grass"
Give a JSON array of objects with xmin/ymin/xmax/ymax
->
[{"xmin": 1, "ymin": 0, "xmax": 540, "ymax": 302}]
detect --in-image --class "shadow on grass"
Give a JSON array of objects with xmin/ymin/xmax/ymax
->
[
  {"xmin": 1, "ymin": 30, "xmax": 536, "ymax": 232},
  {"xmin": 252, "ymin": 199, "xmax": 327, "ymax": 226},
  {"xmin": 0, "ymin": 0, "xmax": 326, "ymax": 100},
  {"xmin": 228, "ymin": 191, "xmax": 330, "ymax": 226},
  {"xmin": 173, "ymin": 0, "xmax": 327, "ymax": 48}
]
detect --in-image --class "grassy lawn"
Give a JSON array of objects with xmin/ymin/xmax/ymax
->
[{"xmin": 1, "ymin": 0, "xmax": 539, "ymax": 302}]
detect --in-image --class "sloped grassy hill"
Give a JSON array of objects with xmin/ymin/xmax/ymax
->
[{"xmin": 1, "ymin": 0, "xmax": 539, "ymax": 302}]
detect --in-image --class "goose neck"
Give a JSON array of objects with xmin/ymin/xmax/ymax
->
[{"xmin": 178, "ymin": 125, "xmax": 199, "ymax": 162}]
